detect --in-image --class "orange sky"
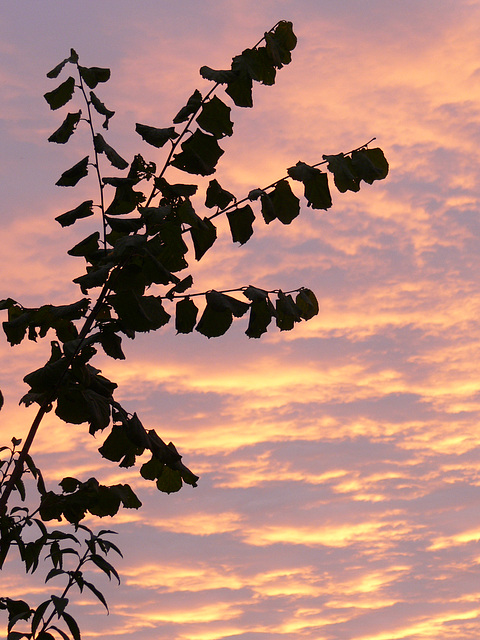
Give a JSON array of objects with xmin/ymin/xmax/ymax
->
[{"xmin": 3, "ymin": 1, "xmax": 480, "ymax": 639}]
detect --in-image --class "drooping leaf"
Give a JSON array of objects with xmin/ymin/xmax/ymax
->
[
  {"xmin": 190, "ymin": 217, "xmax": 217, "ymax": 260},
  {"xmin": 55, "ymin": 200, "xmax": 94, "ymax": 227},
  {"xmin": 90, "ymin": 91, "xmax": 115, "ymax": 129},
  {"xmin": 227, "ymin": 204, "xmax": 255, "ymax": 244},
  {"xmin": 246, "ymin": 298, "xmax": 274, "ymax": 338},
  {"xmin": 79, "ymin": 65, "xmax": 110, "ymax": 89},
  {"xmin": 94, "ymin": 134, "xmax": 128, "ymax": 170},
  {"xmin": 287, "ymin": 162, "xmax": 332, "ymax": 209},
  {"xmin": 48, "ymin": 111, "xmax": 82, "ymax": 144},
  {"xmin": 269, "ymin": 180, "xmax": 300, "ymax": 224},
  {"xmin": 99, "ymin": 423, "xmax": 144, "ymax": 468},
  {"xmin": 226, "ymin": 72, "xmax": 253, "ymax": 108},
  {"xmin": 0, "ymin": 389, "xmax": 3, "ymax": 411},
  {"xmin": 265, "ymin": 20, "xmax": 297, "ymax": 68},
  {"xmin": 135, "ymin": 123, "xmax": 179, "ymax": 148},
  {"xmin": 196, "ymin": 96, "xmax": 233, "ymax": 138},
  {"xmin": 296, "ymin": 288, "xmax": 319, "ymax": 320},
  {"xmin": 232, "ymin": 47, "xmax": 276, "ymax": 85},
  {"xmin": 351, "ymin": 147, "xmax": 389, "ymax": 184},
  {"xmin": 195, "ymin": 301, "xmax": 232, "ymax": 338},
  {"xmin": 56, "ymin": 156, "xmax": 89, "ymax": 187},
  {"xmin": 205, "ymin": 179, "xmax": 235, "ymax": 209},
  {"xmin": 109, "ymin": 291, "xmax": 171, "ymax": 333},
  {"xmin": 156, "ymin": 466, "xmax": 183, "ymax": 494},
  {"xmin": 175, "ymin": 297, "xmax": 198, "ymax": 334},
  {"xmin": 275, "ymin": 291, "xmax": 302, "ymax": 331},
  {"xmin": 323, "ymin": 152, "xmax": 360, "ymax": 193},
  {"xmin": 44, "ymin": 76, "xmax": 75, "ymax": 110},
  {"xmin": 171, "ymin": 129, "xmax": 224, "ymax": 176},
  {"xmin": 105, "ymin": 182, "xmax": 145, "ymax": 216},
  {"xmin": 62, "ymin": 611, "xmax": 81, "ymax": 640},
  {"xmin": 173, "ymin": 89, "xmax": 203, "ymax": 124}
]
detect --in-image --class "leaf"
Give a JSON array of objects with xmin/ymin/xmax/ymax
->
[
  {"xmin": 233, "ymin": 47, "xmax": 276, "ymax": 85},
  {"xmin": 111, "ymin": 483, "xmax": 142, "ymax": 509},
  {"xmin": 62, "ymin": 612, "xmax": 81, "ymax": 640},
  {"xmin": 94, "ymin": 134, "xmax": 128, "ymax": 169},
  {"xmin": 287, "ymin": 162, "xmax": 332, "ymax": 210},
  {"xmin": 99, "ymin": 424, "xmax": 144, "ymax": 467},
  {"xmin": 0, "ymin": 390, "xmax": 3, "ymax": 411},
  {"xmin": 90, "ymin": 554, "xmax": 120, "ymax": 583},
  {"xmin": 196, "ymin": 96, "xmax": 233, "ymax": 138},
  {"xmin": 79, "ymin": 65, "xmax": 110, "ymax": 89},
  {"xmin": 173, "ymin": 89, "xmax": 202, "ymax": 123},
  {"xmin": 227, "ymin": 204, "xmax": 255, "ymax": 244},
  {"xmin": 199, "ymin": 66, "xmax": 236, "ymax": 83},
  {"xmin": 246, "ymin": 298, "xmax": 274, "ymax": 338},
  {"xmin": 166, "ymin": 275, "xmax": 193, "ymax": 300},
  {"xmin": 82, "ymin": 579, "xmax": 109, "ymax": 612},
  {"xmin": 31, "ymin": 599, "xmax": 50, "ymax": 636},
  {"xmin": 51, "ymin": 595, "xmax": 68, "ymax": 617},
  {"xmin": 190, "ymin": 217, "xmax": 217, "ymax": 260},
  {"xmin": 226, "ymin": 73, "xmax": 253, "ymax": 108},
  {"xmin": 351, "ymin": 147, "xmax": 389, "ymax": 184},
  {"xmin": 48, "ymin": 111, "xmax": 82, "ymax": 144},
  {"xmin": 171, "ymin": 129, "xmax": 224, "ymax": 176},
  {"xmin": 44, "ymin": 76, "xmax": 75, "ymax": 110},
  {"xmin": 60, "ymin": 477, "xmax": 81, "ymax": 493},
  {"xmin": 205, "ymin": 179, "xmax": 235, "ymax": 209},
  {"xmin": 55, "ymin": 200, "xmax": 94, "ymax": 227},
  {"xmin": 276, "ymin": 291, "xmax": 302, "ymax": 331},
  {"xmin": 323, "ymin": 152, "xmax": 360, "ymax": 193},
  {"xmin": 156, "ymin": 466, "xmax": 183, "ymax": 494},
  {"xmin": 196, "ymin": 291, "xmax": 249, "ymax": 338},
  {"xmin": 265, "ymin": 20, "xmax": 297, "ymax": 68},
  {"xmin": 109, "ymin": 292, "xmax": 171, "ymax": 333},
  {"xmin": 135, "ymin": 123, "xmax": 179, "ymax": 148},
  {"xmin": 56, "ymin": 156, "xmax": 89, "ymax": 187},
  {"xmin": 100, "ymin": 327, "xmax": 125, "ymax": 360},
  {"xmin": 90, "ymin": 91, "xmax": 115, "ymax": 129},
  {"xmin": 296, "ymin": 288, "xmax": 319, "ymax": 320},
  {"xmin": 269, "ymin": 180, "xmax": 300, "ymax": 224},
  {"xmin": 67, "ymin": 232, "xmax": 100, "ymax": 257},
  {"xmin": 140, "ymin": 455, "xmax": 164, "ymax": 481},
  {"xmin": 175, "ymin": 298, "xmax": 198, "ymax": 334}
]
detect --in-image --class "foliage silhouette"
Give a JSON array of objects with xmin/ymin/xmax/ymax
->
[{"xmin": 0, "ymin": 20, "xmax": 388, "ymax": 639}]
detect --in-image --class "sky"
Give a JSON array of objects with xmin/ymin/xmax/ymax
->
[{"xmin": 2, "ymin": 1, "xmax": 480, "ymax": 639}]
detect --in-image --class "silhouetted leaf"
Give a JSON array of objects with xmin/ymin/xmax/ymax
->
[
  {"xmin": 190, "ymin": 217, "xmax": 217, "ymax": 260},
  {"xmin": 226, "ymin": 72, "xmax": 253, "ymax": 107},
  {"xmin": 55, "ymin": 200, "xmax": 94, "ymax": 227},
  {"xmin": 56, "ymin": 156, "xmax": 89, "ymax": 187},
  {"xmin": 48, "ymin": 111, "xmax": 81, "ymax": 144},
  {"xmin": 323, "ymin": 152, "xmax": 360, "ymax": 193},
  {"xmin": 199, "ymin": 66, "xmax": 236, "ymax": 83},
  {"xmin": 276, "ymin": 291, "xmax": 302, "ymax": 331},
  {"xmin": 166, "ymin": 275, "xmax": 193, "ymax": 300},
  {"xmin": 62, "ymin": 612, "xmax": 81, "ymax": 640},
  {"xmin": 246, "ymin": 298, "xmax": 274, "ymax": 338},
  {"xmin": 79, "ymin": 65, "xmax": 110, "ymax": 89},
  {"xmin": 175, "ymin": 297, "xmax": 198, "ymax": 334},
  {"xmin": 156, "ymin": 466, "xmax": 183, "ymax": 494},
  {"xmin": 44, "ymin": 76, "xmax": 75, "ymax": 110},
  {"xmin": 351, "ymin": 147, "xmax": 389, "ymax": 184},
  {"xmin": 173, "ymin": 89, "xmax": 202, "ymax": 123},
  {"xmin": 94, "ymin": 134, "xmax": 128, "ymax": 169},
  {"xmin": 296, "ymin": 288, "xmax": 319, "ymax": 320},
  {"xmin": 100, "ymin": 327, "xmax": 125, "ymax": 360},
  {"xmin": 135, "ymin": 123, "xmax": 179, "ymax": 148},
  {"xmin": 205, "ymin": 179, "xmax": 235, "ymax": 209},
  {"xmin": 109, "ymin": 292, "xmax": 170, "ymax": 332},
  {"xmin": 46, "ymin": 51, "xmax": 76, "ymax": 79},
  {"xmin": 67, "ymin": 232, "xmax": 100, "ymax": 257},
  {"xmin": 265, "ymin": 20, "xmax": 297, "ymax": 68},
  {"xmin": 171, "ymin": 129, "xmax": 224, "ymax": 176},
  {"xmin": 266, "ymin": 180, "xmax": 300, "ymax": 224},
  {"xmin": 287, "ymin": 162, "xmax": 332, "ymax": 209},
  {"xmin": 233, "ymin": 47, "xmax": 276, "ymax": 85},
  {"xmin": 90, "ymin": 91, "xmax": 115, "ymax": 129},
  {"xmin": 196, "ymin": 96, "xmax": 233, "ymax": 138},
  {"xmin": 227, "ymin": 204, "xmax": 255, "ymax": 244}
]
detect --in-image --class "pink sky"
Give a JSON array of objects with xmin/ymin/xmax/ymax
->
[{"xmin": 3, "ymin": 1, "xmax": 480, "ymax": 639}]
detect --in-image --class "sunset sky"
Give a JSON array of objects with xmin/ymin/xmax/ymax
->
[{"xmin": 2, "ymin": 1, "xmax": 480, "ymax": 639}]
